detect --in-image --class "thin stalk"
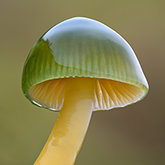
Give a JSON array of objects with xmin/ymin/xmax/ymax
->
[{"xmin": 34, "ymin": 78, "xmax": 94, "ymax": 165}]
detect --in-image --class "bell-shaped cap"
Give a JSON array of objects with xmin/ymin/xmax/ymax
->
[{"xmin": 22, "ymin": 17, "xmax": 149, "ymax": 111}]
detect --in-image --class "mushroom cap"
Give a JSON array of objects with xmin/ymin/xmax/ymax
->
[{"xmin": 22, "ymin": 17, "xmax": 149, "ymax": 110}]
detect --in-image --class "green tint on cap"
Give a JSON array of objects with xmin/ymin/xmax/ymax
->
[{"xmin": 22, "ymin": 17, "xmax": 149, "ymax": 109}]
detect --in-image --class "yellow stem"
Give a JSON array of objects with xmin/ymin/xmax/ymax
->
[{"xmin": 34, "ymin": 78, "xmax": 94, "ymax": 165}]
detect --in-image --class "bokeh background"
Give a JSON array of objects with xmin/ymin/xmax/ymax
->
[{"xmin": 0, "ymin": 0, "xmax": 164, "ymax": 164}]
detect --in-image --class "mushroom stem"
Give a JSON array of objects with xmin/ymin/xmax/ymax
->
[{"xmin": 34, "ymin": 78, "xmax": 94, "ymax": 165}]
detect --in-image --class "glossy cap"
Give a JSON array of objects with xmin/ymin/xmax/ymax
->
[{"xmin": 22, "ymin": 17, "xmax": 149, "ymax": 110}]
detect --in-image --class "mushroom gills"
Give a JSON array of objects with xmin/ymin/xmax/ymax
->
[
  {"xmin": 29, "ymin": 79, "xmax": 65, "ymax": 110},
  {"xmin": 29, "ymin": 78, "xmax": 144, "ymax": 111}
]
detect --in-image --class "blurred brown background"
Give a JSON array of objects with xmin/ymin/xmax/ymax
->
[{"xmin": 0, "ymin": 0, "xmax": 164, "ymax": 164}]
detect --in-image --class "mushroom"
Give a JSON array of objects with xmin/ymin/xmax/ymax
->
[{"xmin": 22, "ymin": 17, "xmax": 149, "ymax": 165}]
